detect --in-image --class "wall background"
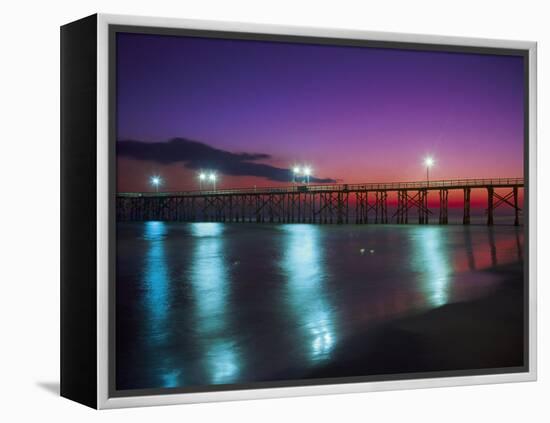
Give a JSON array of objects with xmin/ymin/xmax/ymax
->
[{"xmin": 0, "ymin": 0, "xmax": 547, "ymax": 421}]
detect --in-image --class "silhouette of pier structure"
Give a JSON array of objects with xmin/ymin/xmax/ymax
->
[{"xmin": 117, "ymin": 178, "xmax": 524, "ymax": 225}]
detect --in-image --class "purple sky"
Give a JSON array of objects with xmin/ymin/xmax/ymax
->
[{"xmin": 116, "ymin": 32, "xmax": 524, "ymax": 193}]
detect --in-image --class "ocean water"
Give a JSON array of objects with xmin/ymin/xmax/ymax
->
[{"xmin": 115, "ymin": 222, "xmax": 524, "ymax": 391}]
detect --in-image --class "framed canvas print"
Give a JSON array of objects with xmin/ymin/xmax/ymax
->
[{"xmin": 60, "ymin": 13, "xmax": 537, "ymax": 409}]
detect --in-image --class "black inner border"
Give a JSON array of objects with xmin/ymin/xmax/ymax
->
[{"xmin": 108, "ymin": 24, "xmax": 530, "ymax": 399}]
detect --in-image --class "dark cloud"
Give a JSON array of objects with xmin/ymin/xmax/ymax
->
[{"xmin": 117, "ymin": 138, "xmax": 336, "ymax": 183}]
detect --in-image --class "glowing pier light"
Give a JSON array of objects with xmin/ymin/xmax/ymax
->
[
  {"xmin": 208, "ymin": 172, "xmax": 217, "ymax": 191},
  {"xmin": 198, "ymin": 172, "xmax": 207, "ymax": 190},
  {"xmin": 424, "ymin": 156, "xmax": 435, "ymax": 185},
  {"xmin": 150, "ymin": 175, "xmax": 162, "ymax": 192},
  {"xmin": 292, "ymin": 166, "xmax": 301, "ymax": 183},
  {"xmin": 303, "ymin": 166, "xmax": 312, "ymax": 184},
  {"xmin": 291, "ymin": 165, "xmax": 314, "ymax": 184}
]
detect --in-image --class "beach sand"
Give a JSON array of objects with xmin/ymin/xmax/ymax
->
[{"xmin": 306, "ymin": 264, "xmax": 525, "ymax": 379}]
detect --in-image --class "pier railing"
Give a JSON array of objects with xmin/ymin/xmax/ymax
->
[{"xmin": 118, "ymin": 177, "xmax": 524, "ymax": 198}]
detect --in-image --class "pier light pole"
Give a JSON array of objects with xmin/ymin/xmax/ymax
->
[
  {"xmin": 150, "ymin": 175, "xmax": 162, "ymax": 193},
  {"xmin": 292, "ymin": 166, "xmax": 301, "ymax": 183},
  {"xmin": 304, "ymin": 167, "xmax": 312, "ymax": 185},
  {"xmin": 209, "ymin": 172, "xmax": 217, "ymax": 191},
  {"xmin": 424, "ymin": 157, "xmax": 434, "ymax": 186},
  {"xmin": 198, "ymin": 172, "xmax": 206, "ymax": 190}
]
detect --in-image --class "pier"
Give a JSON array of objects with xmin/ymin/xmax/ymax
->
[{"xmin": 117, "ymin": 177, "xmax": 524, "ymax": 225}]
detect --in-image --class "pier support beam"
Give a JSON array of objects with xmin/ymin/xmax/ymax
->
[
  {"xmin": 383, "ymin": 191, "xmax": 388, "ymax": 223},
  {"xmin": 514, "ymin": 186, "xmax": 519, "ymax": 226},
  {"xmin": 336, "ymin": 192, "xmax": 349, "ymax": 224},
  {"xmin": 396, "ymin": 190, "xmax": 409, "ymax": 224},
  {"xmin": 396, "ymin": 191, "xmax": 404, "ymax": 224},
  {"xmin": 373, "ymin": 191, "xmax": 388, "ymax": 224},
  {"xmin": 375, "ymin": 192, "xmax": 380, "ymax": 223},
  {"xmin": 355, "ymin": 192, "xmax": 367, "ymax": 224},
  {"xmin": 487, "ymin": 187, "xmax": 494, "ymax": 226},
  {"xmin": 463, "ymin": 188, "xmax": 471, "ymax": 225},
  {"xmin": 418, "ymin": 190, "xmax": 429, "ymax": 224},
  {"xmin": 404, "ymin": 190, "xmax": 408, "ymax": 223},
  {"xmin": 426, "ymin": 191, "xmax": 430, "ymax": 224},
  {"xmin": 439, "ymin": 189, "xmax": 449, "ymax": 224},
  {"xmin": 418, "ymin": 190, "xmax": 424, "ymax": 225},
  {"xmin": 337, "ymin": 192, "xmax": 344, "ymax": 224}
]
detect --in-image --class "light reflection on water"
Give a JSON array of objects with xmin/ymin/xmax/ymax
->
[
  {"xmin": 117, "ymin": 223, "xmax": 524, "ymax": 390},
  {"xmin": 141, "ymin": 221, "xmax": 181, "ymax": 387},
  {"xmin": 143, "ymin": 221, "xmax": 169, "ymax": 328},
  {"xmin": 411, "ymin": 226, "xmax": 452, "ymax": 307},
  {"xmin": 189, "ymin": 223, "xmax": 241, "ymax": 385},
  {"xmin": 280, "ymin": 225, "xmax": 336, "ymax": 362}
]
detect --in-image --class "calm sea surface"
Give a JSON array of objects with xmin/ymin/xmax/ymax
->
[{"xmin": 116, "ymin": 222, "xmax": 524, "ymax": 390}]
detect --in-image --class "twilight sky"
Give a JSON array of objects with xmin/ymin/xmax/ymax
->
[{"xmin": 116, "ymin": 32, "xmax": 524, "ymax": 193}]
